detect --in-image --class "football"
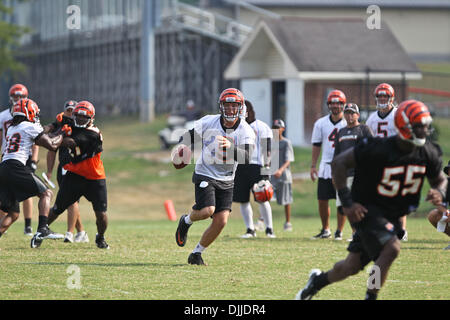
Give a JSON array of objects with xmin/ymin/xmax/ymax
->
[{"xmin": 172, "ymin": 144, "xmax": 191, "ymax": 169}]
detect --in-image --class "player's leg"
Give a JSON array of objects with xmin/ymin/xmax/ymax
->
[
  {"xmin": 399, "ymin": 215, "xmax": 408, "ymax": 241},
  {"xmin": 312, "ymin": 178, "xmax": 334, "ymax": 238},
  {"xmin": 335, "ymin": 208, "xmax": 346, "ymax": 240},
  {"xmin": 72, "ymin": 202, "xmax": 89, "ymax": 243},
  {"xmin": 84, "ymin": 178, "xmax": 108, "ymax": 249},
  {"xmin": 188, "ymin": 209, "xmax": 230, "ymax": 265},
  {"xmin": 284, "ymin": 204, "xmax": 292, "ymax": 231},
  {"xmin": 233, "ymin": 164, "xmax": 255, "ymax": 237},
  {"xmin": 428, "ymin": 208, "xmax": 450, "ymax": 239},
  {"xmin": 259, "ymin": 201, "xmax": 275, "ymax": 237},
  {"xmin": 22, "ymin": 197, "xmax": 33, "ymax": 236},
  {"xmin": 239, "ymin": 202, "xmax": 256, "ymax": 238},
  {"xmin": 367, "ymin": 236, "xmax": 401, "ymax": 299},
  {"xmin": 0, "ymin": 201, "xmax": 20, "ymax": 236}
]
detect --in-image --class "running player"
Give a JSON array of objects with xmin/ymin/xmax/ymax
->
[
  {"xmin": 174, "ymin": 88, "xmax": 255, "ymax": 265},
  {"xmin": 296, "ymin": 100, "xmax": 447, "ymax": 300}
]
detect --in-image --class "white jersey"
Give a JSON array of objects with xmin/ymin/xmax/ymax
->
[
  {"xmin": 2, "ymin": 121, "xmax": 43, "ymax": 166},
  {"xmin": 311, "ymin": 115, "xmax": 347, "ymax": 179},
  {"xmin": 0, "ymin": 108, "xmax": 13, "ymax": 154},
  {"xmin": 249, "ymin": 119, "xmax": 273, "ymax": 166},
  {"xmin": 194, "ymin": 114, "xmax": 256, "ymax": 181},
  {"xmin": 365, "ymin": 107, "xmax": 397, "ymax": 138}
]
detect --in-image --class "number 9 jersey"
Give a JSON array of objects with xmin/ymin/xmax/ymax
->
[
  {"xmin": 351, "ymin": 136, "xmax": 442, "ymax": 220},
  {"xmin": 2, "ymin": 121, "xmax": 43, "ymax": 165}
]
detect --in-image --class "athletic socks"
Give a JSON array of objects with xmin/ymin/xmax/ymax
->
[
  {"xmin": 240, "ymin": 202, "xmax": 255, "ymax": 230},
  {"xmin": 25, "ymin": 218, "xmax": 31, "ymax": 228},
  {"xmin": 259, "ymin": 201, "xmax": 273, "ymax": 230},
  {"xmin": 192, "ymin": 242, "xmax": 206, "ymax": 254},
  {"xmin": 365, "ymin": 291, "xmax": 378, "ymax": 300},
  {"xmin": 184, "ymin": 214, "xmax": 193, "ymax": 225},
  {"xmin": 314, "ymin": 272, "xmax": 330, "ymax": 290},
  {"xmin": 38, "ymin": 215, "xmax": 48, "ymax": 230}
]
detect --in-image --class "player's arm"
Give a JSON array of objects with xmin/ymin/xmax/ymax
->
[
  {"xmin": 34, "ymin": 132, "xmax": 64, "ymax": 152},
  {"xmin": 331, "ymin": 148, "xmax": 367, "ymax": 223},
  {"xmin": 310, "ymin": 144, "xmax": 321, "ymax": 181},
  {"xmin": 426, "ymin": 172, "xmax": 448, "ymax": 206},
  {"xmin": 46, "ymin": 150, "xmax": 57, "ymax": 179}
]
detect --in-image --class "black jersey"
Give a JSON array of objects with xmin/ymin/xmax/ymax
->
[
  {"xmin": 334, "ymin": 124, "xmax": 373, "ymax": 177},
  {"xmin": 352, "ymin": 136, "xmax": 442, "ymax": 220},
  {"xmin": 59, "ymin": 126, "xmax": 103, "ymax": 166}
]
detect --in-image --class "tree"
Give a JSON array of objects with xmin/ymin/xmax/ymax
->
[{"xmin": 0, "ymin": 0, "xmax": 30, "ymax": 79}]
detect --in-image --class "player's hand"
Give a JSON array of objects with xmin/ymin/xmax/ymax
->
[
  {"xmin": 61, "ymin": 124, "xmax": 72, "ymax": 136},
  {"xmin": 216, "ymin": 135, "xmax": 232, "ymax": 149},
  {"xmin": 274, "ymin": 169, "xmax": 282, "ymax": 179},
  {"xmin": 310, "ymin": 167, "xmax": 318, "ymax": 182},
  {"xmin": 426, "ymin": 188, "xmax": 443, "ymax": 206},
  {"xmin": 343, "ymin": 203, "xmax": 368, "ymax": 224}
]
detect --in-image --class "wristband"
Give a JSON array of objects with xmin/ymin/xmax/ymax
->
[{"xmin": 338, "ymin": 187, "xmax": 353, "ymax": 208}]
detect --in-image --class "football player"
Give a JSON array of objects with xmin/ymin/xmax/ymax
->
[
  {"xmin": 233, "ymin": 100, "xmax": 275, "ymax": 238},
  {"xmin": 310, "ymin": 89, "xmax": 347, "ymax": 239},
  {"xmin": 0, "ymin": 84, "xmax": 38, "ymax": 236},
  {"xmin": 365, "ymin": 83, "xmax": 408, "ymax": 241},
  {"xmin": 174, "ymin": 88, "xmax": 255, "ymax": 265},
  {"xmin": 44, "ymin": 100, "xmax": 88, "ymax": 244},
  {"xmin": 40, "ymin": 101, "xmax": 109, "ymax": 249},
  {"xmin": 296, "ymin": 100, "xmax": 447, "ymax": 300},
  {"xmin": 426, "ymin": 160, "xmax": 450, "ymax": 250},
  {"xmin": 0, "ymin": 99, "xmax": 66, "ymax": 242},
  {"xmin": 333, "ymin": 103, "xmax": 373, "ymax": 240}
]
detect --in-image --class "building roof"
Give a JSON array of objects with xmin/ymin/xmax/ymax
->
[
  {"xmin": 225, "ymin": 16, "xmax": 421, "ymax": 80},
  {"xmin": 243, "ymin": 0, "xmax": 450, "ymax": 9}
]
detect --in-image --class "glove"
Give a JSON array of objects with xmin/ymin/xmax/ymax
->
[{"xmin": 61, "ymin": 124, "xmax": 72, "ymax": 136}]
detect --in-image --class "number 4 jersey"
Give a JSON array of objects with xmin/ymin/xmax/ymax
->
[
  {"xmin": 352, "ymin": 136, "xmax": 442, "ymax": 220},
  {"xmin": 2, "ymin": 121, "xmax": 43, "ymax": 165}
]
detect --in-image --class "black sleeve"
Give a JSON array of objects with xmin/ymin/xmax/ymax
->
[
  {"xmin": 313, "ymin": 142, "xmax": 322, "ymax": 147},
  {"xmin": 353, "ymin": 136, "xmax": 378, "ymax": 168},
  {"xmin": 425, "ymin": 143, "xmax": 443, "ymax": 181},
  {"xmin": 69, "ymin": 131, "xmax": 103, "ymax": 164}
]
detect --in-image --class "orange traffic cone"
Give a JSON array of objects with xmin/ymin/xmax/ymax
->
[{"xmin": 164, "ymin": 200, "xmax": 177, "ymax": 221}]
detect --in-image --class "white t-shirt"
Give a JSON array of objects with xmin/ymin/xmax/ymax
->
[
  {"xmin": 249, "ymin": 119, "xmax": 273, "ymax": 166},
  {"xmin": 365, "ymin": 107, "xmax": 397, "ymax": 138},
  {"xmin": 194, "ymin": 114, "xmax": 256, "ymax": 181},
  {"xmin": 0, "ymin": 108, "xmax": 13, "ymax": 154},
  {"xmin": 311, "ymin": 114, "xmax": 347, "ymax": 179},
  {"xmin": 2, "ymin": 121, "xmax": 43, "ymax": 165}
]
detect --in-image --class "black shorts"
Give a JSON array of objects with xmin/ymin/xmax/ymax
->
[
  {"xmin": 317, "ymin": 178, "xmax": 336, "ymax": 200},
  {"xmin": 0, "ymin": 160, "xmax": 47, "ymax": 213},
  {"xmin": 52, "ymin": 171, "xmax": 107, "ymax": 215},
  {"xmin": 347, "ymin": 205, "xmax": 399, "ymax": 269},
  {"xmin": 233, "ymin": 164, "xmax": 264, "ymax": 203},
  {"xmin": 192, "ymin": 178, "xmax": 233, "ymax": 214}
]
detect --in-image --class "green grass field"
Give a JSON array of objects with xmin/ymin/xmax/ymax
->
[{"xmin": 0, "ymin": 115, "xmax": 449, "ymax": 300}]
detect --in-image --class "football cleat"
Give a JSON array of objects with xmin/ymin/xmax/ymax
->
[
  {"xmin": 240, "ymin": 228, "xmax": 256, "ymax": 238},
  {"xmin": 74, "ymin": 231, "xmax": 89, "ymax": 243},
  {"xmin": 188, "ymin": 252, "xmax": 206, "ymax": 266},
  {"xmin": 64, "ymin": 232, "xmax": 74, "ymax": 243},
  {"xmin": 334, "ymin": 230, "xmax": 343, "ymax": 241},
  {"xmin": 175, "ymin": 214, "xmax": 192, "ymax": 247},
  {"xmin": 30, "ymin": 227, "xmax": 64, "ymax": 248},
  {"xmin": 24, "ymin": 226, "xmax": 33, "ymax": 237},
  {"xmin": 283, "ymin": 222, "xmax": 293, "ymax": 232},
  {"xmin": 265, "ymin": 228, "xmax": 276, "ymax": 238},
  {"xmin": 295, "ymin": 269, "xmax": 322, "ymax": 300},
  {"xmin": 95, "ymin": 234, "xmax": 110, "ymax": 249},
  {"xmin": 311, "ymin": 229, "xmax": 331, "ymax": 239}
]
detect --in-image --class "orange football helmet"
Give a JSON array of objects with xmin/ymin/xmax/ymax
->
[
  {"xmin": 9, "ymin": 84, "xmax": 28, "ymax": 106},
  {"xmin": 73, "ymin": 101, "xmax": 95, "ymax": 128},
  {"xmin": 394, "ymin": 100, "xmax": 432, "ymax": 146},
  {"xmin": 12, "ymin": 98, "xmax": 40, "ymax": 123},
  {"xmin": 218, "ymin": 88, "xmax": 245, "ymax": 122},
  {"xmin": 374, "ymin": 83, "xmax": 395, "ymax": 110},
  {"xmin": 327, "ymin": 90, "xmax": 346, "ymax": 113}
]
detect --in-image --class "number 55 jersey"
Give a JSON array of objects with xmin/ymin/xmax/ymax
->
[{"xmin": 352, "ymin": 136, "xmax": 442, "ymax": 220}]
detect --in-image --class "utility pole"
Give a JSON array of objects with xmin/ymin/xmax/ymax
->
[{"xmin": 140, "ymin": 0, "xmax": 162, "ymax": 122}]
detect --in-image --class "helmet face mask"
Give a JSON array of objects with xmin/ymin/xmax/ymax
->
[
  {"xmin": 218, "ymin": 88, "xmax": 244, "ymax": 123},
  {"xmin": 73, "ymin": 101, "xmax": 95, "ymax": 128},
  {"xmin": 327, "ymin": 90, "xmax": 346, "ymax": 115},
  {"xmin": 374, "ymin": 83, "xmax": 395, "ymax": 110},
  {"xmin": 9, "ymin": 84, "xmax": 28, "ymax": 108}
]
